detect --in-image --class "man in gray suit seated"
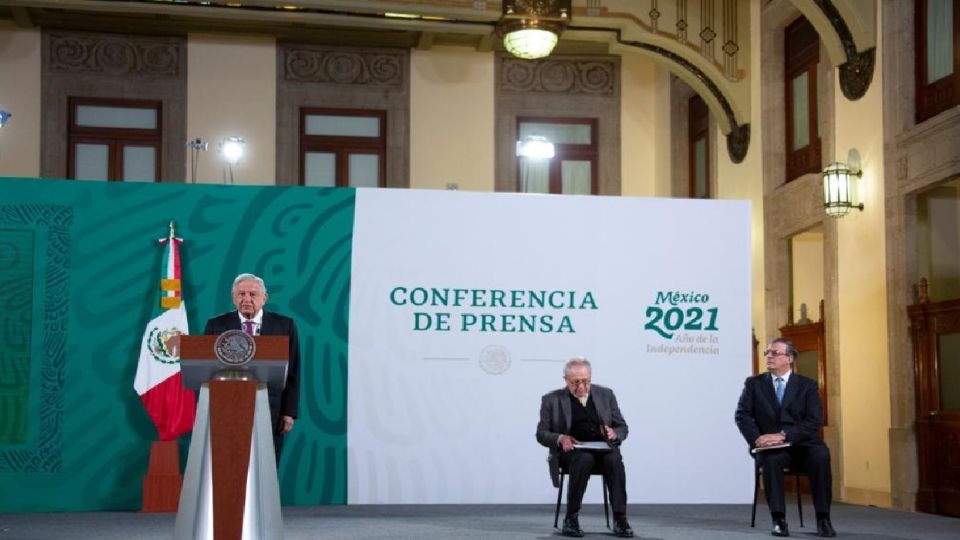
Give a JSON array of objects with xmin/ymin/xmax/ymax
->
[{"xmin": 536, "ymin": 357, "xmax": 633, "ymax": 538}]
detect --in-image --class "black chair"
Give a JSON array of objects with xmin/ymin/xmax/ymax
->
[
  {"xmin": 751, "ymin": 462, "xmax": 805, "ymax": 528},
  {"xmin": 550, "ymin": 454, "xmax": 610, "ymax": 530}
]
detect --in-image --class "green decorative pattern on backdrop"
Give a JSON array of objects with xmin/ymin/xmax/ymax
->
[
  {"xmin": 0, "ymin": 205, "xmax": 71, "ymax": 474},
  {"xmin": 0, "ymin": 229, "xmax": 34, "ymax": 444},
  {"xmin": 0, "ymin": 178, "xmax": 352, "ymax": 512}
]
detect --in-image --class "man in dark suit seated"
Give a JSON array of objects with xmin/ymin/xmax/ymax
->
[
  {"xmin": 204, "ymin": 273, "xmax": 300, "ymax": 462},
  {"xmin": 735, "ymin": 337, "xmax": 836, "ymax": 538},
  {"xmin": 536, "ymin": 357, "xmax": 633, "ymax": 538}
]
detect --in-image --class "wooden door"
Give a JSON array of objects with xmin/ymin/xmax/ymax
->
[
  {"xmin": 780, "ymin": 301, "xmax": 828, "ymax": 426},
  {"xmin": 779, "ymin": 301, "xmax": 827, "ymax": 496},
  {"xmin": 910, "ymin": 297, "xmax": 960, "ymax": 517}
]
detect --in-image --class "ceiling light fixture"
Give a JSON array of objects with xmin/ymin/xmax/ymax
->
[{"xmin": 499, "ymin": 0, "xmax": 570, "ymax": 60}]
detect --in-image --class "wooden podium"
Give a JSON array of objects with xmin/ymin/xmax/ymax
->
[{"xmin": 173, "ymin": 335, "xmax": 288, "ymax": 540}]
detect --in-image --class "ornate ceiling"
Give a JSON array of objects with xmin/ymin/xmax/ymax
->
[{"xmin": 0, "ymin": 1, "xmax": 877, "ymax": 162}]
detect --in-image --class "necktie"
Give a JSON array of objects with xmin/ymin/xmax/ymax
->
[
  {"xmin": 243, "ymin": 320, "xmax": 256, "ymax": 336},
  {"xmin": 775, "ymin": 377, "xmax": 785, "ymax": 404},
  {"xmin": 578, "ymin": 395, "xmax": 588, "ymax": 407}
]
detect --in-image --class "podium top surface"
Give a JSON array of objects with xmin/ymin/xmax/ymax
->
[
  {"xmin": 178, "ymin": 335, "xmax": 289, "ymax": 390},
  {"xmin": 180, "ymin": 335, "xmax": 288, "ymax": 361}
]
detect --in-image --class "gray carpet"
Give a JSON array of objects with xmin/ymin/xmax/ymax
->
[{"xmin": 1, "ymin": 503, "xmax": 958, "ymax": 539}]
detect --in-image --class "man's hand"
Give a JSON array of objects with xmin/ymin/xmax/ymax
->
[
  {"xmin": 280, "ymin": 415, "xmax": 295, "ymax": 434},
  {"xmin": 559, "ymin": 434, "xmax": 580, "ymax": 452},
  {"xmin": 755, "ymin": 432, "xmax": 786, "ymax": 447},
  {"xmin": 604, "ymin": 425, "xmax": 618, "ymax": 441}
]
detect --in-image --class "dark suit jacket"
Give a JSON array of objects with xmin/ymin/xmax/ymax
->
[
  {"xmin": 536, "ymin": 385, "xmax": 628, "ymax": 487},
  {"xmin": 204, "ymin": 311, "xmax": 300, "ymax": 421},
  {"xmin": 734, "ymin": 372, "xmax": 824, "ymax": 449}
]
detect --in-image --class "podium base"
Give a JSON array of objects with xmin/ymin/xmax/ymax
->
[{"xmin": 174, "ymin": 382, "xmax": 282, "ymax": 540}]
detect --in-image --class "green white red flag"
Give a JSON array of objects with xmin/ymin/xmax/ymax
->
[{"xmin": 133, "ymin": 222, "xmax": 196, "ymax": 440}]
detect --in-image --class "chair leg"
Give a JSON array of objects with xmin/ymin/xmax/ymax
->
[
  {"xmin": 796, "ymin": 473, "xmax": 803, "ymax": 528},
  {"xmin": 751, "ymin": 466, "xmax": 759, "ymax": 527},
  {"xmin": 602, "ymin": 475, "xmax": 610, "ymax": 530},
  {"xmin": 554, "ymin": 473, "xmax": 565, "ymax": 529}
]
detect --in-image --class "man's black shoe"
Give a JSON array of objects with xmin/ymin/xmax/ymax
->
[
  {"xmin": 613, "ymin": 517, "xmax": 634, "ymax": 538},
  {"xmin": 816, "ymin": 517, "xmax": 836, "ymax": 537},
  {"xmin": 561, "ymin": 514, "xmax": 584, "ymax": 538},
  {"xmin": 771, "ymin": 517, "xmax": 789, "ymax": 537}
]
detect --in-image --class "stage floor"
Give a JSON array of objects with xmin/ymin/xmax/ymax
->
[{"xmin": 1, "ymin": 503, "xmax": 958, "ymax": 539}]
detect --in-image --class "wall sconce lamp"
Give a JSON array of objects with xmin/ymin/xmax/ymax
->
[
  {"xmin": 499, "ymin": 0, "xmax": 570, "ymax": 60},
  {"xmin": 218, "ymin": 136, "xmax": 245, "ymax": 184},
  {"xmin": 0, "ymin": 110, "xmax": 11, "ymax": 128},
  {"xmin": 516, "ymin": 134, "xmax": 555, "ymax": 159},
  {"xmin": 822, "ymin": 159, "xmax": 864, "ymax": 218}
]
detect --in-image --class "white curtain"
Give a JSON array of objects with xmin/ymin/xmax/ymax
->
[
  {"xmin": 927, "ymin": 0, "xmax": 954, "ymax": 83},
  {"xmin": 519, "ymin": 158, "xmax": 550, "ymax": 193},
  {"xmin": 792, "ymin": 72, "xmax": 809, "ymax": 150},
  {"xmin": 561, "ymin": 161, "xmax": 591, "ymax": 195}
]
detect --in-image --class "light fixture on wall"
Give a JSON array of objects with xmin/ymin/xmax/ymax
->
[
  {"xmin": 218, "ymin": 136, "xmax": 245, "ymax": 184},
  {"xmin": 516, "ymin": 134, "xmax": 555, "ymax": 159},
  {"xmin": 822, "ymin": 153, "xmax": 864, "ymax": 218},
  {"xmin": 186, "ymin": 138, "xmax": 208, "ymax": 184},
  {"xmin": 0, "ymin": 110, "xmax": 11, "ymax": 128},
  {"xmin": 499, "ymin": 0, "xmax": 570, "ymax": 60}
]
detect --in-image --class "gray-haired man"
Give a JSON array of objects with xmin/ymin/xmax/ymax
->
[
  {"xmin": 205, "ymin": 273, "xmax": 301, "ymax": 461},
  {"xmin": 536, "ymin": 358, "xmax": 633, "ymax": 538}
]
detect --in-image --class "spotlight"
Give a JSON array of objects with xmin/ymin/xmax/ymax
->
[
  {"xmin": 187, "ymin": 137, "xmax": 209, "ymax": 152},
  {"xmin": 186, "ymin": 138, "xmax": 208, "ymax": 183},
  {"xmin": 219, "ymin": 136, "xmax": 245, "ymax": 165},
  {"xmin": 516, "ymin": 134, "xmax": 555, "ymax": 159},
  {"xmin": 218, "ymin": 136, "xmax": 245, "ymax": 184}
]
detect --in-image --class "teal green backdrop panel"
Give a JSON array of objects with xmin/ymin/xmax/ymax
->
[{"xmin": 0, "ymin": 177, "xmax": 352, "ymax": 512}]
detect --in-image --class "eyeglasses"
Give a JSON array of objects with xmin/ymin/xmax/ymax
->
[
  {"xmin": 764, "ymin": 350, "xmax": 789, "ymax": 357},
  {"xmin": 567, "ymin": 378, "xmax": 591, "ymax": 387}
]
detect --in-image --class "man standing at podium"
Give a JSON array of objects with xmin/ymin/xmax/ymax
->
[{"xmin": 204, "ymin": 273, "xmax": 300, "ymax": 461}]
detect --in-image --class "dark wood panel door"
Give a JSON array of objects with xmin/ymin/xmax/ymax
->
[
  {"xmin": 909, "ymin": 297, "xmax": 960, "ymax": 517},
  {"xmin": 780, "ymin": 301, "xmax": 828, "ymax": 426}
]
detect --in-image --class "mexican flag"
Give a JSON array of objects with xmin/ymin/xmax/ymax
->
[{"xmin": 133, "ymin": 223, "xmax": 196, "ymax": 441}]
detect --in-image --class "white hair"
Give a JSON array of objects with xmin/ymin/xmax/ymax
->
[
  {"xmin": 232, "ymin": 273, "xmax": 267, "ymax": 294},
  {"xmin": 563, "ymin": 357, "xmax": 592, "ymax": 378}
]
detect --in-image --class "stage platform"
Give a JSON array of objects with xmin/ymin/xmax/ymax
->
[{"xmin": 1, "ymin": 503, "xmax": 957, "ymax": 539}]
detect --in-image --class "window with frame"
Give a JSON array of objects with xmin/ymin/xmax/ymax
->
[
  {"xmin": 784, "ymin": 16, "xmax": 821, "ymax": 182},
  {"xmin": 688, "ymin": 94, "xmax": 710, "ymax": 198},
  {"xmin": 516, "ymin": 117, "xmax": 597, "ymax": 195},
  {"xmin": 300, "ymin": 108, "xmax": 386, "ymax": 188},
  {"xmin": 916, "ymin": 0, "xmax": 960, "ymax": 123},
  {"xmin": 67, "ymin": 97, "xmax": 162, "ymax": 182}
]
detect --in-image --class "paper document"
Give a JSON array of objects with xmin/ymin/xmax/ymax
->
[
  {"xmin": 751, "ymin": 442, "xmax": 791, "ymax": 454},
  {"xmin": 573, "ymin": 441, "xmax": 612, "ymax": 450}
]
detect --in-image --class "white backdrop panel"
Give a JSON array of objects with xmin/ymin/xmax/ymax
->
[{"xmin": 348, "ymin": 189, "xmax": 754, "ymax": 503}]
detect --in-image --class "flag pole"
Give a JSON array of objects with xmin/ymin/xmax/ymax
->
[{"xmin": 139, "ymin": 220, "xmax": 195, "ymax": 513}]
